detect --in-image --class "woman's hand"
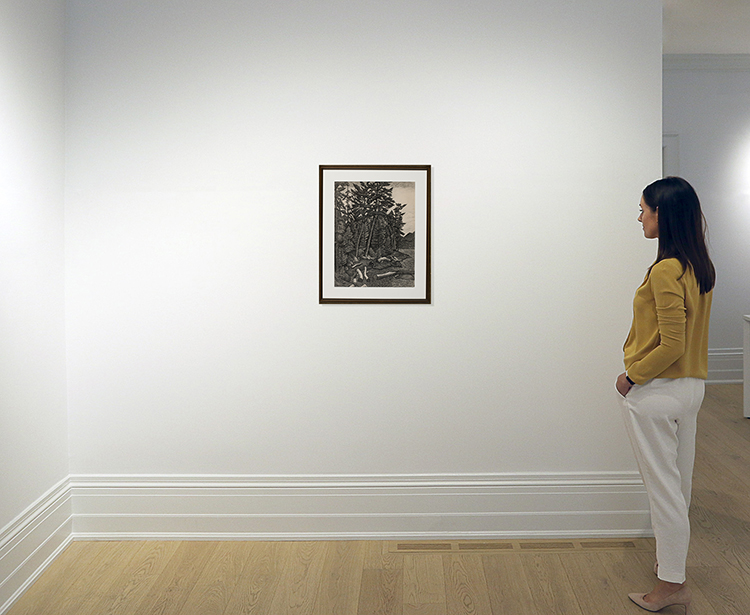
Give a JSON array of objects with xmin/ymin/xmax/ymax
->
[{"xmin": 616, "ymin": 372, "xmax": 633, "ymax": 397}]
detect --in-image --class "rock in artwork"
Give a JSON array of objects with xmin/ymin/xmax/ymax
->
[{"xmin": 333, "ymin": 181, "xmax": 415, "ymax": 288}]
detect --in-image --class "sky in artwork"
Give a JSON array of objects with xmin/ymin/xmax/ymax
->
[{"xmin": 391, "ymin": 182, "xmax": 415, "ymax": 235}]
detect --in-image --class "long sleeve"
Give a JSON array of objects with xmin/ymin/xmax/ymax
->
[{"xmin": 625, "ymin": 261, "xmax": 686, "ymax": 383}]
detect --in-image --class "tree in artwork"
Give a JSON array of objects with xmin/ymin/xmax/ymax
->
[{"xmin": 333, "ymin": 181, "xmax": 415, "ymax": 287}]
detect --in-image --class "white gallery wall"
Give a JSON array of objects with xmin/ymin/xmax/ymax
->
[
  {"xmin": 61, "ymin": 0, "xmax": 663, "ymax": 537},
  {"xmin": 62, "ymin": 0, "xmax": 663, "ymax": 537},
  {"xmin": 663, "ymin": 55, "xmax": 750, "ymax": 383},
  {"xmin": 0, "ymin": 0, "xmax": 70, "ymax": 608},
  {"xmin": 0, "ymin": 0, "xmax": 68, "ymax": 543}
]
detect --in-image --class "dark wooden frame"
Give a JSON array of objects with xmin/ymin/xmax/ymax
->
[{"xmin": 319, "ymin": 165, "xmax": 431, "ymax": 304}]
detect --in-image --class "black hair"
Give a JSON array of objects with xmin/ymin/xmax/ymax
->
[{"xmin": 642, "ymin": 176, "xmax": 715, "ymax": 294}]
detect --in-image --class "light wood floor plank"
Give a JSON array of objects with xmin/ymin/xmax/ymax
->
[
  {"xmin": 58, "ymin": 541, "xmax": 151, "ymax": 615},
  {"xmin": 267, "ymin": 541, "xmax": 327, "ymax": 615},
  {"xmin": 403, "ymin": 553, "xmax": 446, "ymax": 614},
  {"xmin": 688, "ymin": 565, "xmax": 750, "ymax": 615},
  {"xmin": 693, "ymin": 441, "xmax": 750, "ymax": 500},
  {"xmin": 177, "ymin": 540, "xmax": 251, "ymax": 615},
  {"xmin": 403, "ymin": 605, "xmax": 446, "ymax": 615},
  {"xmin": 95, "ymin": 541, "xmax": 181, "ymax": 615},
  {"xmin": 441, "ymin": 554, "xmax": 492, "ymax": 615},
  {"xmin": 703, "ymin": 384, "xmax": 746, "ymax": 440},
  {"xmin": 562, "ymin": 552, "xmax": 632, "ymax": 614},
  {"xmin": 223, "ymin": 541, "xmax": 284, "ymax": 615},
  {"xmin": 691, "ymin": 491, "xmax": 750, "ymax": 577},
  {"xmin": 683, "ymin": 567, "xmax": 722, "ymax": 615},
  {"xmin": 686, "ymin": 505, "xmax": 725, "ymax": 569},
  {"xmin": 52, "ymin": 541, "xmax": 144, "ymax": 615},
  {"xmin": 357, "ymin": 568, "xmax": 403, "ymax": 615},
  {"xmin": 312, "ymin": 541, "xmax": 365, "ymax": 615},
  {"xmin": 482, "ymin": 554, "xmax": 537, "ymax": 615},
  {"xmin": 364, "ymin": 541, "xmax": 402, "ymax": 571},
  {"xmin": 689, "ymin": 503, "xmax": 749, "ymax": 584},
  {"xmin": 133, "ymin": 541, "xmax": 218, "ymax": 615},
  {"xmin": 520, "ymin": 553, "xmax": 584, "ymax": 615},
  {"xmin": 695, "ymin": 417, "xmax": 750, "ymax": 490}
]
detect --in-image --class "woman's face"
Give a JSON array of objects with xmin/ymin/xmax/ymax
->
[{"xmin": 638, "ymin": 196, "xmax": 659, "ymax": 239}]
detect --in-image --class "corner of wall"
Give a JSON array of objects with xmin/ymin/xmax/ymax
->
[{"xmin": 0, "ymin": 479, "xmax": 73, "ymax": 615}]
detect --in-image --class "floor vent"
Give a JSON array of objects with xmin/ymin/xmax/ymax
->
[
  {"xmin": 519, "ymin": 542, "xmax": 575, "ymax": 550},
  {"xmin": 391, "ymin": 538, "xmax": 652, "ymax": 554},
  {"xmin": 458, "ymin": 542, "xmax": 514, "ymax": 551}
]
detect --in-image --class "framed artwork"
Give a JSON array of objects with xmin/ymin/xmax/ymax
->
[{"xmin": 319, "ymin": 165, "xmax": 431, "ymax": 304}]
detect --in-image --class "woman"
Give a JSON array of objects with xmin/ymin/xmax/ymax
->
[{"xmin": 616, "ymin": 176, "xmax": 715, "ymax": 614}]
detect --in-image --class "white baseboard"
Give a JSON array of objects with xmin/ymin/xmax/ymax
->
[
  {"xmin": 0, "ymin": 479, "xmax": 73, "ymax": 615},
  {"xmin": 708, "ymin": 348, "xmax": 743, "ymax": 384},
  {"xmin": 69, "ymin": 473, "xmax": 651, "ymax": 541},
  {"xmin": 663, "ymin": 54, "xmax": 750, "ymax": 71}
]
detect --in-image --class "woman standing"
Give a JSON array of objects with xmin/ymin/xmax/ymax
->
[{"xmin": 616, "ymin": 177, "xmax": 715, "ymax": 614}]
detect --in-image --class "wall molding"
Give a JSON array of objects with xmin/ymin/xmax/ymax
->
[
  {"xmin": 708, "ymin": 347, "xmax": 744, "ymax": 384},
  {"xmin": 69, "ymin": 472, "xmax": 651, "ymax": 541},
  {"xmin": 0, "ymin": 479, "xmax": 72, "ymax": 614},
  {"xmin": 663, "ymin": 53, "xmax": 750, "ymax": 71}
]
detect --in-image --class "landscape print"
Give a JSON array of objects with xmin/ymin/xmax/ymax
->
[{"xmin": 333, "ymin": 181, "xmax": 415, "ymax": 288}]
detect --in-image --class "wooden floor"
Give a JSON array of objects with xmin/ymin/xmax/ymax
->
[{"xmin": 7, "ymin": 384, "xmax": 750, "ymax": 615}]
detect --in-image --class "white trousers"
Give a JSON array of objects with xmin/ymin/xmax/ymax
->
[{"xmin": 621, "ymin": 377, "xmax": 705, "ymax": 584}]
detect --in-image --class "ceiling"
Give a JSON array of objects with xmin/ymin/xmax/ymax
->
[{"xmin": 663, "ymin": 0, "xmax": 750, "ymax": 54}]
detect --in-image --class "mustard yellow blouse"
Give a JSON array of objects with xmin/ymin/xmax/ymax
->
[{"xmin": 623, "ymin": 258, "xmax": 712, "ymax": 384}]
